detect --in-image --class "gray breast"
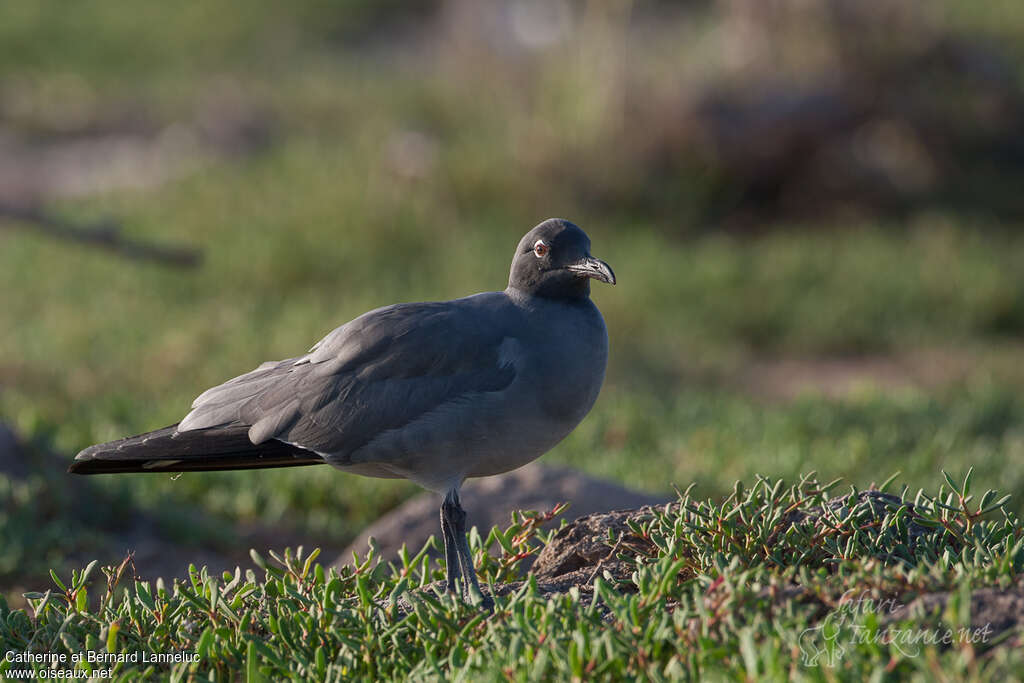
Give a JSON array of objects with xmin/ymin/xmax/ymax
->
[{"xmin": 337, "ymin": 295, "xmax": 608, "ymax": 491}]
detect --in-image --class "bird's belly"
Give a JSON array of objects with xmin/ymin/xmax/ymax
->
[{"xmin": 337, "ymin": 379, "xmax": 588, "ymax": 493}]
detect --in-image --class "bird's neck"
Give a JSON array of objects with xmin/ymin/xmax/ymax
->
[
  {"xmin": 507, "ymin": 266, "xmax": 592, "ymax": 300},
  {"xmin": 505, "ymin": 282, "xmax": 592, "ymax": 305}
]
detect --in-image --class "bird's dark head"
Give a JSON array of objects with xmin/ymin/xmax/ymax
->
[{"xmin": 508, "ymin": 218, "xmax": 616, "ymax": 300}]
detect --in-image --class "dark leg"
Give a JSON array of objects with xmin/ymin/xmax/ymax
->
[
  {"xmin": 439, "ymin": 498, "xmax": 460, "ymax": 594},
  {"xmin": 443, "ymin": 489, "xmax": 493, "ymax": 610}
]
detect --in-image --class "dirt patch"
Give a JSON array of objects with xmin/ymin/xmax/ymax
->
[
  {"xmin": 737, "ymin": 349, "xmax": 979, "ymax": 401},
  {"xmin": 0, "ymin": 80, "xmax": 275, "ymax": 204}
]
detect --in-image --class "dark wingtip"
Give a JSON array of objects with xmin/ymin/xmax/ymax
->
[
  {"xmin": 68, "ymin": 459, "xmax": 131, "ymax": 475},
  {"xmin": 68, "ymin": 444, "xmax": 100, "ymax": 474},
  {"xmin": 68, "ymin": 455, "xmax": 100, "ymax": 475}
]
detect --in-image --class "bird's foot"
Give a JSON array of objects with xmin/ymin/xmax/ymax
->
[
  {"xmin": 446, "ymin": 582, "xmax": 493, "ymax": 611},
  {"xmin": 462, "ymin": 586, "xmax": 495, "ymax": 612}
]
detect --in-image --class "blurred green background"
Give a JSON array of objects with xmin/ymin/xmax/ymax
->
[{"xmin": 2, "ymin": 0, "xmax": 1024, "ymax": 600}]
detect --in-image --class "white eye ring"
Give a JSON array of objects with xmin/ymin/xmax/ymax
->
[{"xmin": 533, "ymin": 240, "xmax": 549, "ymax": 258}]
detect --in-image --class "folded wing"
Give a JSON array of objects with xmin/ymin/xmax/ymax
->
[{"xmin": 176, "ymin": 297, "xmax": 517, "ymax": 460}]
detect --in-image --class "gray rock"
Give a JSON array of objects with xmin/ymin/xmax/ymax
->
[{"xmin": 336, "ymin": 463, "xmax": 669, "ymax": 568}]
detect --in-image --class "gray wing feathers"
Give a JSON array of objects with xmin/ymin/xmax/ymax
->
[
  {"xmin": 247, "ymin": 398, "xmax": 301, "ymax": 445},
  {"xmin": 178, "ymin": 299, "xmax": 518, "ymax": 459}
]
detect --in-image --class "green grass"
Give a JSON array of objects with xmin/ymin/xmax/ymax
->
[
  {"xmin": 2, "ymin": 1, "xmax": 1024, "ymax": 678},
  {"xmin": 2, "ymin": 472, "xmax": 1022, "ymax": 680}
]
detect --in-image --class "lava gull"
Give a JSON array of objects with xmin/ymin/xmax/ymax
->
[{"xmin": 70, "ymin": 218, "xmax": 615, "ymax": 607}]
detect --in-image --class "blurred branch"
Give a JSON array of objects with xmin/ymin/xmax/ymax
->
[{"xmin": 0, "ymin": 203, "xmax": 202, "ymax": 268}]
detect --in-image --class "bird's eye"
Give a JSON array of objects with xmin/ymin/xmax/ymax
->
[{"xmin": 533, "ymin": 240, "xmax": 549, "ymax": 258}]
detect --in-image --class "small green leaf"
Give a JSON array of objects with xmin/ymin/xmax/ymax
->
[
  {"xmin": 105, "ymin": 621, "xmax": 120, "ymax": 653},
  {"xmin": 49, "ymin": 569, "xmax": 67, "ymax": 592},
  {"xmin": 196, "ymin": 627, "xmax": 214, "ymax": 660},
  {"xmin": 246, "ymin": 641, "xmax": 262, "ymax": 683}
]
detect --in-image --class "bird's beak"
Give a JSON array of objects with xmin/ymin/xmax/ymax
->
[{"xmin": 567, "ymin": 256, "xmax": 616, "ymax": 285}]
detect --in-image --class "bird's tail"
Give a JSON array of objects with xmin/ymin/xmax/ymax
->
[{"xmin": 68, "ymin": 423, "xmax": 325, "ymax": 475}]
